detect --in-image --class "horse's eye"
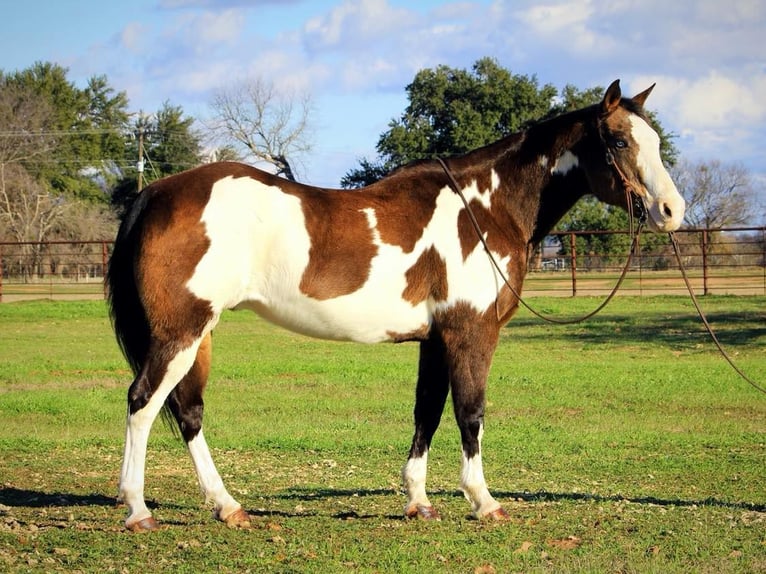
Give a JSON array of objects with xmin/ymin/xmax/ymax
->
[{"xmin": 615, "ymin": 139, "xmax": 627, "ymax": 149}]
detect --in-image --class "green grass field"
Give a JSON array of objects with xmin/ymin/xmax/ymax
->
[{"xmin": 0, "ymin": 296, "xmax": 764, "ymax": 573}]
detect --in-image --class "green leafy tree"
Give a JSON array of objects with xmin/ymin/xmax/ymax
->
[
  {"xmin": 2, "ymin": 62, "xmax": 129, "ymax": 203},
  {"xmin": 342, "ymin": 58, "xmax": 556, "ymax": 187},
  {"xmin": 343, "ymin": 60, "xmax": 677, "ymax": 194}
]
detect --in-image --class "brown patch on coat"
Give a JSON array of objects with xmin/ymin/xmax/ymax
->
[
  {"xmin": 298, "ymin": 194, "xmax": 379, "ymax": 300},
  {"xmin": 293, "ymin": 162, "xmax": 444, "ymax": 301},
  {"xmin": 401, "ymin": 246, "xmax": 448, "ymax": 305},
  {"xmin": 369, "ymin": 163, "xmax": 442, "ymax": 253},
  {"xmin": 387, "ymin": 323, "xmax": 431, "ymax": 343},
  {"xmin": 456, "ymin": 199, "xmax": 516, "ymax": 262},
  {"xmin": 135, "ymin": 164, "xmax": 251, "ymax": 346}
]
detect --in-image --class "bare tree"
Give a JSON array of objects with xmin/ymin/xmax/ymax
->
[
  {"xmin": 671, "ymin": 159, "xmax": 757, "ymax": 228},
  {"xmin": 0, "ymin": 81, "xmax": 66, "ymax": 241},
  {"xmin": 0, "ymin": 82, "xmax": 56, "ymax": 166},
  {"xmin": 207, "ymin": 78, "xmax": 314, "ymax": 181}
]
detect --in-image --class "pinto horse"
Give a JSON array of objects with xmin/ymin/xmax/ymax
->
[{"xmin": 108, "ymin": 80, "xmax": 684, "ymax": 531}]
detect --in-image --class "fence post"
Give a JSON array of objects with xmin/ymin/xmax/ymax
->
[
  {"xmin": 636, "ymin": 233, "xmax": 642, "ymax": 296},
  {"xmin": 701, "ymin": 229, "xmax": 709, "ymax": 296},
  {"xmin": 569, "ymin": 232, "xmax": 577, "ymax": 297},
  {"xmin": 762, "ymin": 228, "xmax": 766, "ymax": 296},
  {"xmin": 102, "ymin": 241, "xmax": 109, "ymax": 300}
]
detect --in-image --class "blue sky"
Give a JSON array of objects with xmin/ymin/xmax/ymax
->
[{"xmin": 3, "ymin": 0, "xmax": 765, "ymax": 216}]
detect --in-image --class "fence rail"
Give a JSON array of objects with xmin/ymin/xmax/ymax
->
[{"xmin": 1, "ymin": 227, "xmax": 764, "ymax": 302}]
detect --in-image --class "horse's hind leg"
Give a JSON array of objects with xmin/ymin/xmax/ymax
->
[
  {"xmin": 118, "ymin": 334, "xmax": 207, "ymax": 532},
  {"xmin": 166, "ymin": 333, "xmax": 250, "ymax": 528}
]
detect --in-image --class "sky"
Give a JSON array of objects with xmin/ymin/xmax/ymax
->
[{"xmin": 3, "ymin": 0, "xmax": 766, "ymax": 219}]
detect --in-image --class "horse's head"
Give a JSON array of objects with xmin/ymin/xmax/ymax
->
[{"xmin": 584, "ymin": 80, "xmax": 685, "ymax": 232}]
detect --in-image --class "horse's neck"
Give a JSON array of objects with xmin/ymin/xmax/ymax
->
[
  {"xmin": 529, "ymin": 172, "xmax": 588, "ymax": 246},
  {"xmin": 492, "ymin": 114, "xmax": 590, "ymax": 248}
]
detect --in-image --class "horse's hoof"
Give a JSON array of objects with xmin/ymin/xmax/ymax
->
[
  {"xmin": 221, "ymin": 508, "xmax": 252, "ymax": 529},
  {"xmin": 126, "ymin": 516, "xmax": 160, "ymax": 532},
  {"xmin": 482, "ymin": 506, "xmax": 511, "ymax": 521},
  {"xmin": 405, "ymin": 504, "xmax": 441, "ymax": 521}
]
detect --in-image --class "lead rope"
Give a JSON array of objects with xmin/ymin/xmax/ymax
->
[
  {"xmin": 669, "ymin": 232, "xmax": 766, "ymax": 395},
  {"xmin": 436, "ymin": 157, "xmax": 641, "ymax": 325}
]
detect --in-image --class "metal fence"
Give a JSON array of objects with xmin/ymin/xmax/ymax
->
[
  {"xmin": 0, "ymin": 240, "xmax": 111, "ymax": 302},
  {"xmin": 525, "ymin": 226, "xmax": 766, "ymax": 297},
  {"xmin": 1, "ymin": 227, "xmax": 764, "ymax": 302}
]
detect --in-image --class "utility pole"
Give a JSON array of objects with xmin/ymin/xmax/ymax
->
[{"xmin": 137, "ymin": 127, "xmax": 145, "ymax": 192}]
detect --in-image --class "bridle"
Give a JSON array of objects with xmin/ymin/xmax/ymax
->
[{"xmin": 599, "ymin": 119, "xmax": 648, "ymax": 232}]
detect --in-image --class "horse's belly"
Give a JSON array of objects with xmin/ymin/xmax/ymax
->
[{"xmin": 236, "ymin": 293, "xmax": 430, "ymax": 344}]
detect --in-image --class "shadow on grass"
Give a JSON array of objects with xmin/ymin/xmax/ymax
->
[
  {"xmin": 499, "ymin": 489, "xmax": 766, "ymax": 513},
  {"xmin": 0, "ymin": 487, "xmax": 180, "ymax": 512},
  {"xmin": 1, "ymin": 486, "xmax": 762, "ymax": 522},
  {"xmin": 507, "ymin": 310, "xmax": 766, "ymax": 349},
  {"xmin": 265, "ymin": 486, "xmax": 766, "ymax": 515},
  {"xmin": 0, "ymin": 487, "xmax": 115, "ymax": 508}
]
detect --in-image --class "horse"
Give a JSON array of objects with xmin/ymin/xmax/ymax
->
[{"xmin": 107, "ymin": 79, "xmax": 685, "ymax": 531}]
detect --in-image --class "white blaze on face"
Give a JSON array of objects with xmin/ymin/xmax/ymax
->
[{"xmin": 628, "ymin": 115, "xmax": 685, "ymax": 231}]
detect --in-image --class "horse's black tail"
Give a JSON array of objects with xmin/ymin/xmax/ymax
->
[{"xmin": 107, "ymin": 190, "xmax": 153, "ymax": 377}]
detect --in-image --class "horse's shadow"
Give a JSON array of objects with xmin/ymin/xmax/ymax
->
[
  {"xmin": 493, "ymin": 489, "xmax": 766, "ymax": 513},
  {"xmin": 260, "ymin": 486, "xmax": 766, "ymax": 516},
  {"xmin": 0, "ymin": 487, "xmax": 116, "ymax": 509},
  {"xmin": 1, "ymin": 486, "xmax": 762, "ymax": 521}
]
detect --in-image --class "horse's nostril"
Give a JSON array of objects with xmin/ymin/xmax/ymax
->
[{"xmin": 662, "ymin": 203, "xmax": 673, "ymax": 219}]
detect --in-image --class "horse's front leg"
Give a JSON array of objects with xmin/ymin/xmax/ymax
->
[
  {"xmin": 402, "ymin": 334, "xmax": 450, "ymax": 520},
  {"xmin": 444, "ymin": 324, "xmax": 509, "ymax": 521}
]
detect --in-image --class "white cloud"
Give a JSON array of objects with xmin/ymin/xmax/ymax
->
[
  {"xmin": 303, "ymin": 0, "xmax": 414, "ymax": 52},
  {"xmin": 120, "ymin": 22, "xmax": 150, "ymax": 55},
  {"xmin": 629, "ymin": 69, "xmax": 766, "ymax": 177},
  {"xmin": 511, "ymin": 0, "xmax": 616, "ymax": 55}
]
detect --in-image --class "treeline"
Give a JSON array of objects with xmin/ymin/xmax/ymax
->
[
  {"xmin": 1, "ymin": 58, "xmax": 761, "ymax": 260},
  {"xmin": 0, "ymin": 62, "xmax": 203, "ymax": 245}
]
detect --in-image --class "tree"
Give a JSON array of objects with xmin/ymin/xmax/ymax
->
[
  {"xmin": 343, "ymin": 58, "xmax": 556, "ymax": 187},
  {"xmin": 2, "ymin": 62, "xmax": 129, "ymax": 203},
  {"xmin": 339, "ymin": 157, "xmax": 388, "ymax": 189},
  {"xmin": 0, "ymin": 73, "xmax": 67, "ymax": 249},
  {"xmin": 207, "ymin": 77, "xmax": 314, "ymax": 181},
  {"xmin": 111, "ymin": 102, "xmax": 203, "ymax": 216},
  {"xmin": 671, "ymin": 159, "xmax": 757, "ymax": 228}
]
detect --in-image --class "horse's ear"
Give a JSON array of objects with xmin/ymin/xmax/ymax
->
[
  {"xmin": 601, "ymin": 79, "xmax": 621, "ymax": 116},
  {"xmin": 631, "ymin": 83, "xmax": 656, "ymax": 109}
]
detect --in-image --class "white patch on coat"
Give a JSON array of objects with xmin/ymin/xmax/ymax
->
[
  {"xmin": 490, "ymin": 169, "xmax": 500, "ymax": 192},
  {"xmin": 187, "ymin": 176, "xmax": 510, "ymax": 344},
  {"xmin": 462, "ymin": 180, "xmax": 492, "ymax": 209},
  {"xmin": 551, "ymin": 150, "xmax": 579, "ymax": 175},
  {"xmin": 628, "ymin": 114, "xmax": 685, "ymax": 231},
  {"xmin": 187, "ymin": 431, "xmax": 241, "ymax": 518},
  {"xmin": 402, "ymin": 453, "xmax": 431, "ymax": 510},
  {"xmin": 459, "ymin": 424, "xmax": 502, "ymax": 517},
  {"xmin": 538, "ymin": 155, "xmax": 549, "ymax": 168}
]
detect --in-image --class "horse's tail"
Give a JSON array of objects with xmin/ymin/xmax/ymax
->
[{"xmin": 107, "ymin": 190, "xmax": 153, "ymax": 377}]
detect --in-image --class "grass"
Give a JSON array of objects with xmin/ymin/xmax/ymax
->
[{"xmin": 0, "ymin": 296, "xmax": 764, "ymax": 573}]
